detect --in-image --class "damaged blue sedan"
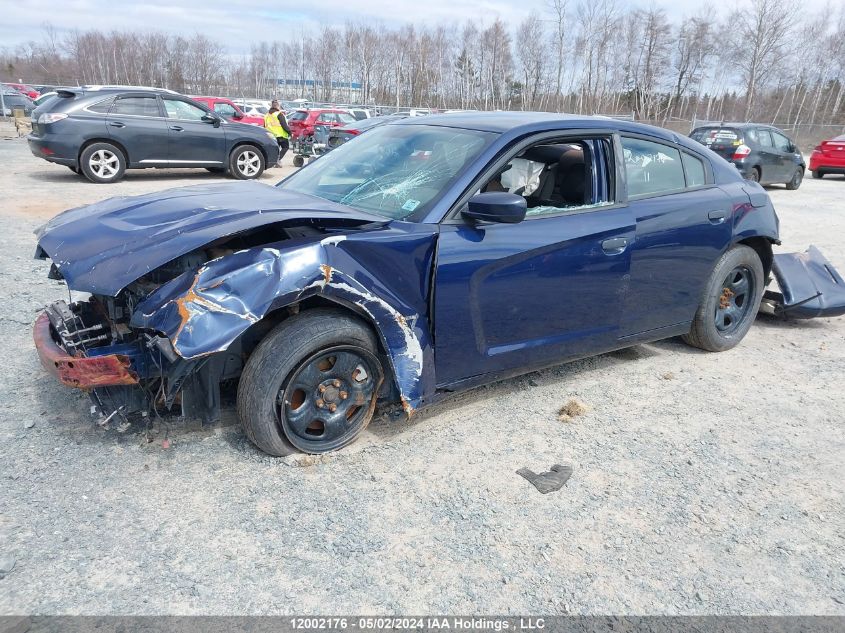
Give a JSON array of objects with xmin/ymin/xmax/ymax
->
[{"xmin": 33, "ymin": 113, "xmax": 845, "ymax": 456}]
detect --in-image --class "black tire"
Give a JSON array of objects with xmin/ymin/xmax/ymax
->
[
  {"xmin": 293, "ymin": 154, "xmax": 305, "ymax": 168},
  {"xmin": 79, "ymin": 142, "xmax": 126, "ymax": 183},
  {"xmin": 205, "ymin": 166, "xmax": 226, "ymax": 174},
  {"xmin": 683, "ymin": 245, "xmax": 765, "ymax": 352},
  {"xmin": 228, "ymin": 145, "xmax": 265, "ymax": 180},
  {"xmin": 812, "ymin": 170, "xmax": 824, "ymax": 179},
  {"xmin": 747, "ymin": 167, "xmax": 761, "ymax": 183},
  {"xmin": 785, "ymin": 167, "xmax": 803, "ymax": 190},
  {"xmin": 237, "ymin": 308, "xmax": 384, "ymax": 456}
]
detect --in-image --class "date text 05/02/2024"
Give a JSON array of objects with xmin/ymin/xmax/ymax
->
[{"xmin": 288, "ymin": 618, "xmax": 546, "ymax": 631}]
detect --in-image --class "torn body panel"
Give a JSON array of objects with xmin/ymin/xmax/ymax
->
[
  {"xmin": 763, "ymin": 246, "xmax": 845, "ymax": 319},
  {"xmin": 129, "ymin": 224, "xmax": 438, "ymax": 411}
]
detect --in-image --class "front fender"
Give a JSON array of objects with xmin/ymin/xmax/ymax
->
[{"xmin": 131, "ymin": 230, "xmax": 437, "ymax": 412}]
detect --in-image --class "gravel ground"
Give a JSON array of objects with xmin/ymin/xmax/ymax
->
[{"xmin": 0, "ymin": 130, "xmax": 843, "ymax": 615}]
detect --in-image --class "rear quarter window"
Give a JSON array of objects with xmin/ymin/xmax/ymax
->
[
  {"xmin": 86, "ymin": 98, "xmax": 113, "ymax": 114},
  {"xmin": 682, "ymin": 152, "xmax": 707, "ymax": 187},
  {"xmin": 288, "ymin": 111, "xmax": 307, "ymax": 122}
]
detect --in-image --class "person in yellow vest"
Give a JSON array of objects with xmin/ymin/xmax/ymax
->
[{"xmin": 264, "ymin": 100, "xmax": 291, "ymax": 167}]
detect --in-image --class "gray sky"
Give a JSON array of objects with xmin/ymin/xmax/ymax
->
[{"xmin": 0, "ymin": 0, "xmax": 835, "ymax": 54}]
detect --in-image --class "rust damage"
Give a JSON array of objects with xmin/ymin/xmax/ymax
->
[
  {"xmin": 320, "ymin": 263, "xmax": 333, "ymax": 284},
  {"xmin": 33, "ymin": 313, "xmax": 139, "ymax": 389}
]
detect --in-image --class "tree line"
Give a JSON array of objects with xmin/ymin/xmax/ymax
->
[{"xmin": 2, "ymin": 0, "xmax": 844, "ymax": 131}]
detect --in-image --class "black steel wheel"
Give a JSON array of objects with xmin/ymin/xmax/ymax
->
[
  {"xmin": 714, "ymin": 266, "xmax": 755, "ymax": 335},
  {"xmin": 683, "ymin": 245, "xmax": 764, "ymax": 352},
  {"xmin": 278, "ymin": 345, "xmax": 382, "ymax": 453},
  {"xmin": 785, "ymin": 167, "xmax": 803, "ymax": 190},
  {"xmin": 237, "ymin": 308, "xmax": 384, "ymax": 456}
]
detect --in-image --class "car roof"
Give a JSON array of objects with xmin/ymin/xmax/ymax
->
[
  {"xmin": 396, "ymin": 111, "xmax": 681, "ymax": 142},
  {"xmin": 692, "ymin": 122, "xmax": 785, "ymax": 131}
]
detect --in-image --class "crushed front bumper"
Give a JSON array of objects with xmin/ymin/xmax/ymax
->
[
  {"xmin": 763, "ymin": 246, "xmax": 845, "ymax": 319},
  {"xmin": 33, "ymin": 311, "xmax": 140, "ymax": 389}
]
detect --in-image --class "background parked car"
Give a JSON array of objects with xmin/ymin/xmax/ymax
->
[
  {"xmin": 189, "ymin": 96, "xmax": 265, "ymax": 127},
  {"xmin": 287, "ymin": 108, "xmax": 357, "ymax": 139},
  {"xmin": 1, "ymin": 90, "xmax": 36, "ymax": 116},
  {"xmin": 2, "ymin": 83, "xmax": 39, "ymax": 99},
  {"xmin": 690, "ymin": 123, "xmax": 805, "ymax": 189},
  {"xmin": 809, "ymin": 134, "xmax": 845, "ymax": 179},
  {"xmin": 326, "ymin": 114, "xmax": 407, "ymax": 149},
  {"xmin": 28, "ymin": 87, "xmax": 279, "ymax": 183}
]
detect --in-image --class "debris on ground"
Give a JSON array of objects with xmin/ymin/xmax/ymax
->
[
  {"xmin": 282, "ymin": 453, "xmax": 335, "ymax": 467},
  {"xmin": 0, "ymin": 553, "xmax": 17, "ymax": 576},
  {"xmin": 661, "ymin": 372, "xmax": 676, "ymax": 380},
  {"xmin": 558, "ymin": 397, "xmax": 590, "ymax": 422},
  {"xmin": 23, "ymin": 420, "xmax": 34, "ymax": 429},
  {"xmin": 516, "ymin": 463, "xmax": 573, "ymax": 494}
]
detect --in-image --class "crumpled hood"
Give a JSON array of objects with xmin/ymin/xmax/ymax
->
[{"xmin": 35, "ymin": 181, "xmax": 386, "ymax": 296}]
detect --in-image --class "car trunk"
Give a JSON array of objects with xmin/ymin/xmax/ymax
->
[{"xmin": 817, "ymin": 138, "xmax": 845, "ymax": 164}]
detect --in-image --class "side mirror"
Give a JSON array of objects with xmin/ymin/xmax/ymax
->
[
  {"xmin": 232, "ymin": 110, "xmax": 244, "ymax": 120},
  {"xmin": 462, "ymin": 192, "xmax": 527, "ymax": 224},
  {"xmin": 202, "ymin": 113, "xmax": 220, "ymax": 127}
]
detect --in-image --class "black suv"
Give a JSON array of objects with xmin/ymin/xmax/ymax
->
[
  {"xmin": 28, "ymin": 86, "xmax": 279, "ymax": 183},
  {"xmin": 690, "ymin": 123, "xmax": 805, "ymax": 189}
]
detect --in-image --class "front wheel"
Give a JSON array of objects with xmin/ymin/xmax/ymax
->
[
  {"xmin": 237, "ymin": 309, "xmax": 384, "ymax": 456},
  {"xmin": 785, "ymin": 167, "xmax": 803, "ymax": 190},
  {"xmin": 683, "ymin": 245, "xmax": 765, "ymax": 352},
  {"xmin": 229, "ymin": 145, "xmax": 265, "ymax": 180}
]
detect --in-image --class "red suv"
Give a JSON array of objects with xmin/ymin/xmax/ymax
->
[
  {"xmin": 288, "ymin": 109, "xmax": 357, "ymax": 139},
  {"xmin": 189, "ymin": 96, "xmax": 265, "ymax": 127}
]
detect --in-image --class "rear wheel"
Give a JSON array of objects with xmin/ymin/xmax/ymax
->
[
  {"xmin": 785, "ymin": 167, "xmax": 803, "ymax": 190},
  {"xmin": 812, "ymin": 170, "xmax": 824, "ymax": 179},
  {"xmin": 79, "ymin": 142, "xmax": 126, "ymax": 183},
  {"xmin": 237, "ymin": 309, "xmax": 384, "ymax": 456},
  {"xmin": 683, "ymin": 245, "xmax": 764, "ymax": 352},
  {"xmin": 747, "ymin": 167, "xmax": 761, "ymax": 183},
  {"xmin": 229, "ymin": 145, "xmax": 265, "ymax": 180}
]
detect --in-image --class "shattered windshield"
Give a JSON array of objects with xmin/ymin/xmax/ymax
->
[{"xmin": 279, "ymin": 124, "xmax": 495, "ymax": 219}]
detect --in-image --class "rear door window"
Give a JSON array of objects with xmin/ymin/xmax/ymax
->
[
  {"xmin": 758, "ymin": 130, "xmax": 775, "ymax": 148},
  {"xmin": 622, "ymin": 137, "xmax": 685, "ymax": 197},
  {"xmin": 111, "ymin": 96, "xmax": 161, "ymax": 117}
]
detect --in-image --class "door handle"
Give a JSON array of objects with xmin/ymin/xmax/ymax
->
[
  {"xmin": 108, "ymin": 121, "xmax": 125, "ymax": 128},
  {"xmin": 601, "ymin": 237, "xmax": 628, "ymax": 254},
  {"xmin": 708, "ymin": 209, "xmax": 727, "ymax": 224},
  {"xmin": 170, "ymin": 125, "xmax": 183, "ymax": 132}
]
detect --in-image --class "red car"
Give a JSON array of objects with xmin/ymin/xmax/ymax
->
[
  {"xmin": 287, "ymin": 109, "xmax": 357, "ymax": 139},
  {"xmin": 809, "ymin": 135, "xmax": 845, "ymax": 179},
  {"xmin": 189, "ymin": 96, "xmax": 265, "ymax": 127},
  {"xmin": 3, "ymin": 83, "xmax": 39, "ymax": 99}
]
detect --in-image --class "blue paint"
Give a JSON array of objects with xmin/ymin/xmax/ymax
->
[{"xmin": 38, "ymin": 113, "xmax": 815, "ymax": 415}]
